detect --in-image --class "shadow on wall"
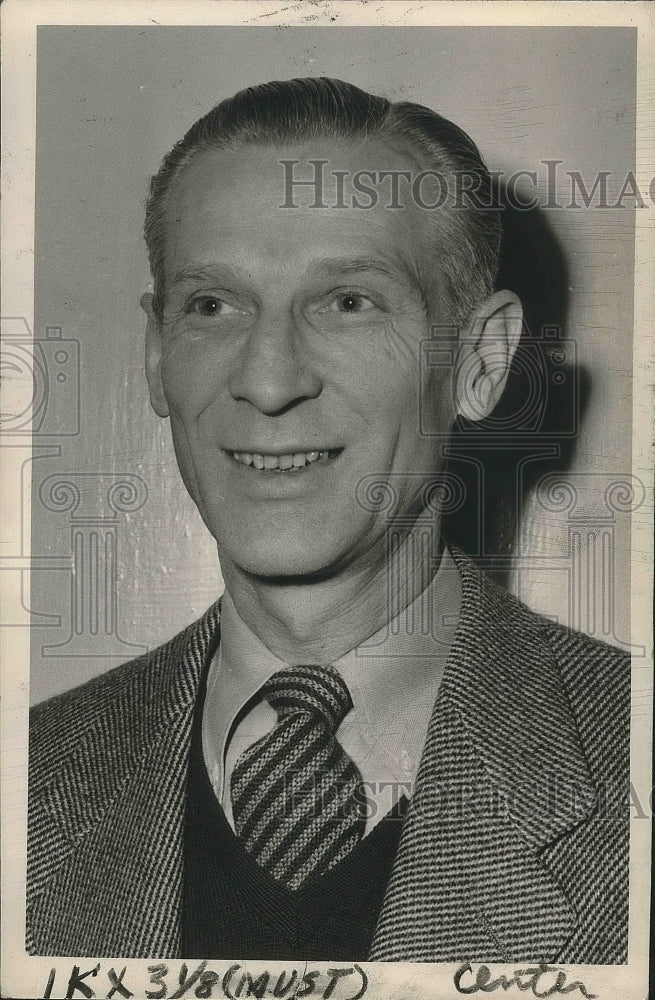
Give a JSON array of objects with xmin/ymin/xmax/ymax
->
[{"xmin": 443, "ymin": 186, "xmax": 591, "ymax": 586}]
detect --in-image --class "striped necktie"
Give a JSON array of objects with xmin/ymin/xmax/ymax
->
[{"xmin": 230, "ymin": 665, "xmax": 366, "ymax": 890}]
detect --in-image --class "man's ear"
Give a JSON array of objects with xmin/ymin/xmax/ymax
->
[
  {"xmin": 454, "ymin": 290, "xmax": 523, "ymax": 422},
  {"xmin": 141, "ymin": 292, "xmax": 169, "ymax": 418}
]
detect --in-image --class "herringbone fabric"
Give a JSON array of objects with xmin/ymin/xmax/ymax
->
[
  {"xmin": 231, "ymin": 665, "xmax": 365, "ymax": 890},
  {"xmin": 26, "ymin": 547, "xmax": 632, "ymax": 961}
]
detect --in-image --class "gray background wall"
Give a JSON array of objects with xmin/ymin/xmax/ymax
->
[{"xmin": 29, "ymin": 26, "xmax": 637, "ymax": 703}]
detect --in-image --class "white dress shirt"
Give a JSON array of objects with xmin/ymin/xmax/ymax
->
[{"xmin": 202, "ymin": 544, "xmax": 462, "ymax": 834}]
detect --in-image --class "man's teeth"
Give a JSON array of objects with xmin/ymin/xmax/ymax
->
[{"xmin": 231, "ymin": 450, "xmax": 332, "ymax": 470}]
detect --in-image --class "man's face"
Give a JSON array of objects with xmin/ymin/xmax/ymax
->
[{"xmin": 147, "ymin": 139, "xmax": 456, "ymax": 580}]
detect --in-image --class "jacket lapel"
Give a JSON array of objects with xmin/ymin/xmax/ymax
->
[
  {"xmin": 28, "ymin": 601, "xmax": 222, "ymax": 957},
  {"xmin": 370, "ymin": 549, "xmax": 596, "ymax": 962}
]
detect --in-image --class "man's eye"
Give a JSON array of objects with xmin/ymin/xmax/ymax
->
[
  {"xmin": 329, "ymin": 293, "xmax": 376, "ymax": 314},
  {"xmin": 188, "ymin": 296, "xmax": 239, "ymax": 317}
]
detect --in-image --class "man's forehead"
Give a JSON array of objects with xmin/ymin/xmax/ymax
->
[
  {"xmin": 170, "ymin": 135, "xmax": 426, "ymax": 209},
  {"xmin": 163, "ymin": 137, "xmax": 443, "ymax": 305}
]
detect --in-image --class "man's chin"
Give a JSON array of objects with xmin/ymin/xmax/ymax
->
[{"xmin": 218, "ymin": 535, "xmax": 358, "ymax": 584}]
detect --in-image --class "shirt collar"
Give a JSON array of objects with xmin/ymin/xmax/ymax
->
[{"xmin": 203, "ymin": 543, "xmax": 461, "ymax": 793}]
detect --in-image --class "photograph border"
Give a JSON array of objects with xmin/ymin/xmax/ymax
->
[{"xmin": 1, "ymin": 3, "xmax": 653, "ymax": 998}]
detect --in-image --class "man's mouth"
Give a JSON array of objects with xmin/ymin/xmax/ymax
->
[{"xmin": 226, "ymin": 449, "xmax": 342, "ymax": 471}]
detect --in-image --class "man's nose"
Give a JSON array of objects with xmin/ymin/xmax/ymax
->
[{"xmin": 228, "ymin": 310, "xmax": 322, "ymax": 415}]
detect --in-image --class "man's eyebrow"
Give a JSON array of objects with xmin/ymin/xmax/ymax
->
[
  {"xmin": 168, "ymin": 255, "xmax": 427, "ymax": 300},
  {"xmin": 308, "ymin": 256, "xmax": 407, "ymax": 280},
  {"xmin": 168, "ymin": 262, "xmax": 246, "ymax": 286},
  {"xmin": 311, "ymin": 254, "xmax": 429, "ymax": 303},
  {"xmin": 311, "ymin": 254, "xmax": 430, "ymax": 311}
]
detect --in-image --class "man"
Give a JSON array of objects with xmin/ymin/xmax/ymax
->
[{"xmin": 27, "ymin": 77, "xmax": 629, "ymax": 963}]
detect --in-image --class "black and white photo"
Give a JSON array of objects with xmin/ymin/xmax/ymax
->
[{"xmin": 1, "ymin": 5, "xmax": 652, "ymax": 999}]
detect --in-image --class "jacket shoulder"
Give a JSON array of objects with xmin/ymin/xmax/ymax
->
[
  {"xmin": 30, "ymin": 650, "xmax": 152, "ymax": 788},
  {"xmin": 537, "ymin": 610, "xmax": 630, "ymax": 700},
  {"xmin": 485, "ymin": 566, "xmax": 631, "ymax": 687},
  {"xmin": 516, "ymin": 601, "xmax": 630, "ymax": 779},
  {"xmin": 466, "ymin": 552, "xmax": 632, "ymax": 783},
  {"xmin": 28, "ymin": 607, "xmax": 220, "ymax": 795}
]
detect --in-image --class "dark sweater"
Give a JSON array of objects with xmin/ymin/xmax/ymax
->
[{"xmin": 182, "ymin": 677, "xmax": 407, "ymax": 960}]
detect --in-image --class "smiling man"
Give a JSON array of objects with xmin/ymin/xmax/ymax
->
[{"xmin": 27, "ymin": 78, "xmax": 629, "ymax": 964}]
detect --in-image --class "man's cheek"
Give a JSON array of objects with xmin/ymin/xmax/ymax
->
[
  {"xmin": 377, "ymin": 319, "xmax": 420, "ymax": 367},
  {"xmin": 163, "ymin": 369, "xmax": 216, "ymax": 426}
]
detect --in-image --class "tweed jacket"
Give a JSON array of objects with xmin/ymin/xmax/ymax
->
[{"xmin": 27, "ymin": 549, "xmax": 630, "ymax": 962}]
